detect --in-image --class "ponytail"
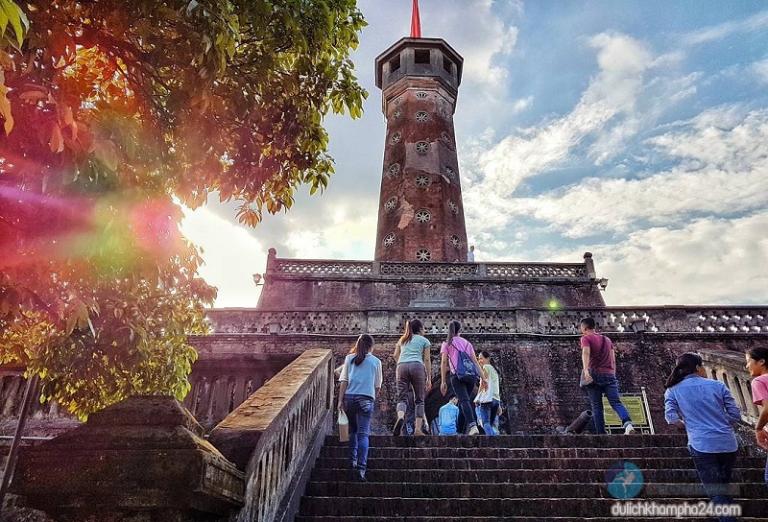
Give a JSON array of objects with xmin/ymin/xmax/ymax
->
[
  {"xmin": 665, "ymin": 352, "xmax": 703, "ymax": 389},
  {"xmin": 353, "ymin": 334, "xmax": 374, "ymax": 366},
  {"xmin": 398, "ymin": 319, "xmax": 422, "ymax": 347},
  {"xmin": 446, "ymin": 320, "xmax": 461, "ymax": 347}
]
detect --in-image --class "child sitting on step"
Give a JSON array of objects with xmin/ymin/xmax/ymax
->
[{"xmin": 438, "ymin": 396, "xmax": 460, "ymax": 435}]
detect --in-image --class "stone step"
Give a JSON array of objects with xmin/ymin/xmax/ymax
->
[
  {"xmin": 297, "ymin": 518, "xmax": 767, "ymax": 522},
  {"xmin": 298, "ymin": 497, "xmax": 763, "ymax": 517},
  {"xmin": 306, "ymin": 481, "xmax": 767, "ymax": 499},
  {"xmin": 323, "ymin": 434, "xmax": 689, "ymax": 448},
  {"xmin": 310, "ymin": 467, "xmax": 765, "ymax": 483},
  {"xmin": 314, "ymin": 456, "xmax": 765, "ymax": 471},
  {"xmin": 320, "ymin": 446, "xmax": 703, "ymax": 459}
]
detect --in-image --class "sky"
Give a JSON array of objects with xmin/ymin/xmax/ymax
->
[{"xmin": 181, "ymin": 0, "xmax": 768, "ymax": 308}]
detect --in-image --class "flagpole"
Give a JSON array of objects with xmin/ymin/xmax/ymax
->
[{"xmin": 411, "ymin": 0, "xmax": 422, "ymax": 38}]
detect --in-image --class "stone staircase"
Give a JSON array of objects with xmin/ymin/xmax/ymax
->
[{"xmin": 297, "ymin": 434, "xmax": 765, "ymax": 521}]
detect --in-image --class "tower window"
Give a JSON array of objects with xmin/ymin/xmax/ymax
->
[
  {"xmin": 415, "ymin": 175, "xmax": 431, "ymax": 188},
  {"xmin": 415, "ymin": 209, "xmax": 431, "ymax": 224},
  {"xmin": 383, "ymin": 233, "xmax": 396, "ymax": 247},
  {"xmin": 416, "ymin": 249, "xmax": 432, "ymax": 262},
  {"xmin": 415, "ymin": 141, "xmax": 430, "ymax": 154},
  {"xmin": 443, "ymin": 56, "xmax": 454, "ymax": 73},
  {"xmin": 389, "ymin": 54, "xmax": 401, "ymax": 73},
  {"xmin": 391, "ymin": 132, "xmax": 402, "ymax": 144},
  {"xmin": 415, "ymin": 111, "xmax": 429, "ymax": 122},
  {"xmin": 386, "ymin": 163, "xmax": 401, "ymax": 178},
  {"xmin": 415, "ymin": 91, "xmax": 428, "ymax": 99},
  {"xmin": 415, "ymin": 49, "xmax": 431, "ymax": 64},
  {"xmin": 385, "ymin": 197, "xmax": 398, "ymax": 212},
  {"xmin": 450, "ymin": 235, "xmax": 461, "ymax": 247}
]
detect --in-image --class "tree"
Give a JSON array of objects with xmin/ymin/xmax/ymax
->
[{"xmin": 0, "ymin": 0, "xmax": 367, "ymax": 418}]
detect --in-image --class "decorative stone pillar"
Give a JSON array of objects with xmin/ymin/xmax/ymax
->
[
  {"xmin": 583, "ymin": 252, "xmax": 596, "ymax": 279},
  {"xmin": 14, "ymin": 396, "xmax": 244, "ymax": 522}
]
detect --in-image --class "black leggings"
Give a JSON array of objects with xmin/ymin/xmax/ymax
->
[{"xmin": 450, "ymin": 373, "xmax": 478, "ymax": 433}]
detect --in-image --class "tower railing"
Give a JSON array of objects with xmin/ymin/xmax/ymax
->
[
  {"xmin": 203, "ymin": 306, "xmax": 768, "ymax": 336},
  {"xmin": 267, "ymin": 257, "xmax": 591, "ymax": 281}
]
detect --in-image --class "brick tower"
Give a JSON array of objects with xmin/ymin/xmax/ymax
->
[{"xmin": 373, "ymin": 4, "xmax": 467, "ymax": 262}]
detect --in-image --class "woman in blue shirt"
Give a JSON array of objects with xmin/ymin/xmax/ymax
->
[
  {"xmin": 664, "ymin": 352, "xmax": 741, "ymax": 522},
  {"xmin": 338, "ymin": 334, "xmax": 382, "ymax": 482},
  {"xmin": 392, "ymin": 319, "xmax": 431, "ymax": 436}
]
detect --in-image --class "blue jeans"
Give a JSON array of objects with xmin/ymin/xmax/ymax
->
[
  {"xmin": 688, "ymin": 447, "xmax": 737, "ymax": 522},
  {"xmin": 476, "ymin": 400, "xmax": 500, "ymax": 435},
  {"xmin": 344, "ymin": 394, "xmax": 374, "ymax": 472},
  {"xmin": 450, "ymin": 374, "xmax": 478, "ymax": 433},
  {"xmin": 584, "ymin": 372, "xmax": 631, "ymax": 434},
  {"xmin": 765, "ymin": 456, "xmax": 768, "ymax": 486}
]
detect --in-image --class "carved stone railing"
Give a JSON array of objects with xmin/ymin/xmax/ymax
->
[
  {"xmin": 183, "ymin": 357, "xmax": 295, "ymax": 430},
  {"xmin": 272, "ymin": 259, "xmax": 373, "ymax": 278},
  {"xmin": 205, "ymin": 306, "xmax": 768, "ymax": 336},
  {"xmin": 209, "ymin": 349, "xmax": 334, "ymax": 522},
  {"xmin": 485, "ymin": 263, "xmax": 588, "ymax": 279},
  {"xmin": 0, "ymin": 367, "xmax": 77, "ymax": 438},
  {"xmin": 265, "ymin": 250, "xmax": 595, "ymax": 282},
  {"xmin": 700, "ymin": 349, "xmax": 760, "ymax": 426}
]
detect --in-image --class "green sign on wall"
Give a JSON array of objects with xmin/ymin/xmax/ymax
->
[{"xmin": 603, "ymin": 395, "xmax": 648, "ymax": 426}]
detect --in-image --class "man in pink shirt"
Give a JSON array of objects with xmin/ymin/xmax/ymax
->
[{"xmin": 580, "ymin": 317, "xmax": 635, "ymax": 435}]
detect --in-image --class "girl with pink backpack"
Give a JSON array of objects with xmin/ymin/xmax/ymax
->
[{"xmin": 439, "ymin": 320, "xmax": 485, "ymax": 435}]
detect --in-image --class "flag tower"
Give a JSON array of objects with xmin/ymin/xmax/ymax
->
[{"xmin": 373, "ymin": 1, "xmax": 468, "ymax": 262}]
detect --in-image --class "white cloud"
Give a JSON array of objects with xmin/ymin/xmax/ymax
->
[
  {"xmin": 753, "ymin": 58, "xmax": 768, "ymax": 85},
  {"xmin": 422, "ymin": 0, "xmax": 518, "ymax": 91},
  {"xmin": 463, "ymin": 32, "xmax": 654, "ymax": 217},
  {"xmin": 282, "ymin": 200, "xmax": 377, "ymax": 260},
  {"xmin": 506, "ymin": 107, "xmax": 768, "ymax": 237},
  {"xmin": 681, "ymin": 10, "xmax": 768, "ymax": 46},
  {"xmin": 592, "ymin": 212, "xmax": 768, "ymax": 305},
  {"xmin": 510, "ymin": 96, "xmax": 533, "ymax": 114},
  {"xmin": 180, "ymin": 206, "xmax": 267, "ymax": 308}
]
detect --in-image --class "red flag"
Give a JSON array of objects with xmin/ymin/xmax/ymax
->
[{"xmin": 411, "ymin": 0, "xmax": 422, "ymax": 38}]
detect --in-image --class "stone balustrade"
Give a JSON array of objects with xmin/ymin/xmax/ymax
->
[
  {"xmin": 0, "ymin": 367, "xmax": 77, "ymax": 438},
  {"xmin": 205, "ymin": 306, "xmax": 768, "ymax": 337},
  {"xmin": 700, "ymin": 349, "xmax": 761, "ymax": 426},
  {"xmin": 183, "ymin": 357, "xmax": 295, "ymax": 430},
  {"xmin": 267, "ymin": 255, "xmax": 591, "ymax": 282},
  {"xmin": 209, "ymin": 349, "xmax": 334, "ymax": 522}
]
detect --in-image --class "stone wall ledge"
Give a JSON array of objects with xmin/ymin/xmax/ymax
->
[{"xmin": 14, "ymin": 396, "xmax": 244, "ymax": 521}]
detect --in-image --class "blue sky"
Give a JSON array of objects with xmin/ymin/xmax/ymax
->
[{"xmin": 182, "ymin": 0, "xmax": 768, "ymax": 307}]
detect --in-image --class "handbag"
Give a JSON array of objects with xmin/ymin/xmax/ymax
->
[
  {"xmin": 579, "ymin": 335, "xmax": 605, "ymax": 388},
  {"xmin": 337, "ymin": 409, "xmax": 349, "ymax": 442}
]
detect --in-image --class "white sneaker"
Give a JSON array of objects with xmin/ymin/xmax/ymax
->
[
  {"xmin": 468, "ymin": 425, "xmax": 480, "ymax": 436},
  {"xmin": 624, "ymin": 422, "xmax": 636, "ymax": 435}
]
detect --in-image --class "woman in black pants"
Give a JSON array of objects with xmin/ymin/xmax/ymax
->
[{"xmin": 439, "ymin": 320, "xmax": 485, "ymax": 435}]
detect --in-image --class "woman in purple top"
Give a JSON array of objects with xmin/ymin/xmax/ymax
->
[{"xmin": 440, "ymin": 320, "xmax": 485, "ymax": 435}]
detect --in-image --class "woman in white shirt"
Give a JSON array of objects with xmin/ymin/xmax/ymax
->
[{"xmin": 475, "ymin": 351, "xmax": 501, "ymax": 435}]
